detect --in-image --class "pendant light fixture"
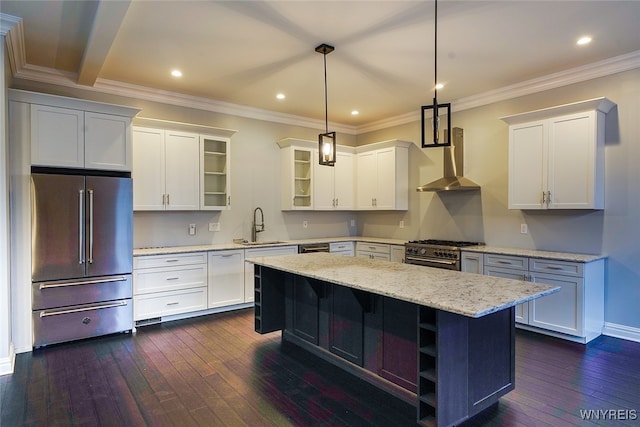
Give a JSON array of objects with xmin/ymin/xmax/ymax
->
[
  {"xmin": 316, "ymin": 43, "xmax": 336, "ymax": 166},
  {"xmin": 421, "ymin": 0, "xmax": 451, "ymax": 148}
]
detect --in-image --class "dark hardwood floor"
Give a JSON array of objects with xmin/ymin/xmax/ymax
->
[{"xmin": 1, "ymin": 308, "xmax": 639, "ymax": 426}]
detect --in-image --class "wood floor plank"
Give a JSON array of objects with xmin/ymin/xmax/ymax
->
[{"xmin": 2, "ymin": 308, "xmax": 640, "ymax": 427}]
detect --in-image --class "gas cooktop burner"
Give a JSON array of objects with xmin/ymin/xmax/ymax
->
[{"xmin": 407, "ymin": 239, "xmax": 481, "ymax": 247}]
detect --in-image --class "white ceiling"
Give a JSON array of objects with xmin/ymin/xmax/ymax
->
[{"xmin": 2, "ymin": 1, "xmax": 640, "ymax": 131}]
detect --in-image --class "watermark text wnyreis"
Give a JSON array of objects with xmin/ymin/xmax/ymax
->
[{"xmin": 579, "ymin": 409, "xmax": 637, "ymax": 421}]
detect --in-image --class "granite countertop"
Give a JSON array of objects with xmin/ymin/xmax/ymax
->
[
  {"xmin": 247, "ymin": 252, "xmax": 559, "ymax": 318},
  {"xmin": 462, "ymin": 245, "xmax": 606, "ymax": 263},
  {"xmin": 133, "ymin": 236, "xmax": 406, "ymax": 256}
]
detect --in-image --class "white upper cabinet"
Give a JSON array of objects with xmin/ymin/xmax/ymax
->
[
  {"xmin": 278, "ymin": 139, "xmax": 314, "ymax": 210},
  {"xmin": 355, "ymin": 140, "xmax": 410, "ymax": 210},
  {"xmin": 133, "ymin": 127, "xmax": 199, "ymax": 211},
  {"xmin": 200, "ymin": 135, "xmax": 231, "ymax": 210},
  {"xmin": 502, "ymin": 98, "xmax": 615, "ymax": 210},
  {"xmin": 23, "ymin": 91, "xmax": 140, "ymax": 171},
  {"xmin": 314, "ymin": 150, "xmax": 355, "ymax": 210},
  {"xmin": 132, "ymin": 119, "xmax": 236, "ymax": 211}
]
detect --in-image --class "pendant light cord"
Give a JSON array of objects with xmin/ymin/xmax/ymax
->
[
  {"xmin": 323, "ymin": 52, "xmax": 329, "ymax": 134},
  {"xmin": 434, "ymin": 0, "xmax": 438, "ymax": 101}
]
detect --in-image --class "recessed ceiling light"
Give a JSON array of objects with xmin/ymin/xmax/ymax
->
[
  {"xmin": 171, "ymin": 69, "xmax": 182, "ymax": 77},
  {"xmin": 276, "ymin": 93, "xmax": 286, "ymax": 100},
  {"xmin": 435, "ymin": 83, "xmax": 444, "ymax": 90},
  {"xmin": 351, "ymin": 110, "xmax": 359, "ymax": 116},
  {"xmin": 577, "ymin": 36, "xmax": 592, "ymax": 46}
]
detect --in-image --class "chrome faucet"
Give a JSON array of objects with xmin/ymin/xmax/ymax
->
[{"xmin": 251, "ymin": 207, "xmax": 264, "ymax": 242}]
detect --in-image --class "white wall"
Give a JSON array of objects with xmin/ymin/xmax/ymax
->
[{"xmin": 357, "ymin": 68, "xmax": 640, "ymax": 332}]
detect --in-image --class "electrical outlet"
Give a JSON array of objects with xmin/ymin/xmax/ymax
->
[
  {"xmin": 303, "ymin": 220, "xmax": 308, "ymax": 229},
  {"xmin": 209, "ymin": 222, "xmax": 220, "ymax": 232},
  {"xmin": 520, "ymin": 223, "xmax": 528, "ymax": 234},
  {"xmin": 350, "ymin": 219, "xmax": 356, "ymax": 227},
  {"xmin": 189, "ymin": 224, "xmax": 196, "ymax": 235},
  {"xmin": 399, "ymin": 220, "xmax": 405, "ymax": 229}
]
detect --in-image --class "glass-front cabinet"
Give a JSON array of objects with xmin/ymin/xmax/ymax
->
[
  {"xmin": 200, "ymin": 135, "xmax": 231, "ymax": 210},
  {"xmin": 277, "ymin": 138, "xmax": 315, "ymax": 210}
]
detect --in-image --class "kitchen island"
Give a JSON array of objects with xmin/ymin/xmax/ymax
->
[{"xmin": 247, "ymin": 252, "xmax": 558, "ymax": 427}]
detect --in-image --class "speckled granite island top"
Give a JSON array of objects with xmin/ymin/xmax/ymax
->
[{"xmin": 247, "ymin": 252, "xmax": 559, "ymax": 318}]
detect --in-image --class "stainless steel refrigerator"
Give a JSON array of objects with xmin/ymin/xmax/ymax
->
[{"xmin": 31, "ymin": 172, "xmax": 133, "ymax": 348}]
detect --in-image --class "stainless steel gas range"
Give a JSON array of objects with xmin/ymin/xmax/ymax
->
[{"xmin": 404, "ymin": 240, "xmax": 481, "ymax": 270}]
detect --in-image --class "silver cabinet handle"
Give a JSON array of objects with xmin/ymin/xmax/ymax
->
[
  {"xmin": 227, "ymin": 195, "xmax": 231, "ymax": 205},
  {"xmin": 88, "ymin": 189, "xmax": 94, "ymax": 264},
  {"xmin": 79, "ymin": 189, "xmax": 84, "ymax": 264},
  {"xmin": 546, "ymin": 191, "xmax": 551, "ymax": 207},
  {"xmin": 165, "ymin": 259, "xmax": 179, "ymax": 263},
  {"xmin": 542, "ymin": 191, "xmax": 546, "ymax": 205},
  {"xmin": 39, "ymin": 276, "xmax": 128, "ymax": 290},
  {"xmin": 544, "ymin": 265, "xmax": 564, "ymax": 270},
  {"xmin": 496, "ymin": 260, "xmax": 512, "ymax": 264},
  {"xmin": 165, "ymin": 277, "xmax": 180, "ymax": 281},
  {"xmin": 166, "ymin": 302, "xmax": 179, "ymax": 306},
  {"xmin": 167, "ymin": 194, "xmax": 170, "ymax": 205},
  {"xmin": 39, "ymin": 300, "xmax": 127, "ymax": 317}
]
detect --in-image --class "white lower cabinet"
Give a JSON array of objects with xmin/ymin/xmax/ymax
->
[
  {"xmin": 133, "ymin": 252, "xmax": 208, "ymax": 321},
  {"xmin": 356, "ymin": 242, "xmax": 391, "ymax": 261},
  {"xmin": 208, "ymin": 250, "xmax": 245, "ymax": 308},
  {"xmin": 244, "ymin": 246, "xmax": 298, "ymax": 302},
  {"xmin": 330, "ymin": 241, "xmax": 354, "ymax": 256},
  {"xmin": 462, "ymin": 250, "xmax": 604, "ymax": 343}
]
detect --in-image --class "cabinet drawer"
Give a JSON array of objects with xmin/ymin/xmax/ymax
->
[
  {"xmin": 330, "ymin": 242, "xmax": 354, "ymax": 252},
  {"xmin": 134, "ymin": 252, "xmax": 207, "ymax": 269},
  {"xmin": 356, "ymin": 242, "xmax": 390, "ymax": 254},
  {"xmin": 134, "ymin": 287, "xmax": 207, "ymax": 320},
  {"xmin": 529, "ymin": 258, "xmax": 583, "ymax": 277},
  {"xmin": 484, "ymin": 254, "xmax": 528, "ymax": 270},
  {"xmin": 134, "ymin": 264, "xmax": 207, "ymax": 295}
]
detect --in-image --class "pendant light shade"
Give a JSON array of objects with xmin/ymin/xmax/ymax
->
[
  {"xmin": 421, "ymin": 0, "xmax": 452, "ymax": 148},
  {"xmin": 316, "ymin": 43, "xmax": 336, "ymax": 166}
]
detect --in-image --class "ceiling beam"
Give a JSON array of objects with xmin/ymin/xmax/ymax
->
[{"xmin": 77, "ymin": 0, "xmax": 131, "ymax": 87}]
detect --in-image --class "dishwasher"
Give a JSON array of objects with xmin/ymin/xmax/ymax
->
[{"xmin": 298, "ymin": 243, "xmax": 330, "ymax": 253}]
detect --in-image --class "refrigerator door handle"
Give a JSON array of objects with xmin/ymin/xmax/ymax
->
[
  {"xmin": 39, "ymin": 300, "xmax": 128, "ymax": 318},
  {"xmin": 38, "ymin": 275, "xmax": 129, "ymax": 290},
  {"xmin": 88, "ymin": 189, "xmax": 94, "ymax": 264},
  {"xmin": 79, "ymin": 189, "xmax": 85, "ymax": 264}
]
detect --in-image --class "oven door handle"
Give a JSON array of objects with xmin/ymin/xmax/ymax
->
[{"xmin": 405, "ymin": 256, "xmax": 458, "ymax": 266}]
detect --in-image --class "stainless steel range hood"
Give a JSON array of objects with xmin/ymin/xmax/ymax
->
[{"xmin": 417, "ymin": 127, "xmax": 480, "ymax": 192}]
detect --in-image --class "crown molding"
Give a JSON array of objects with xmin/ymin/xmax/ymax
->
[
  {"xmin": 4, "ymin": 17, "xmax": 640, "ymax": 136},
  {"xmin": 358, "ymin": 49, "xmax": 640, "ymax": 134},
  {"xmin": 0, "ymin": 13, "xmax": 21, "ymax": 36}
]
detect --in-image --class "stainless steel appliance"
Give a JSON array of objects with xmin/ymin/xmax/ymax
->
[
  {"xmin": 31, "ymin": 170, "xmax": 133, "ymax": 348},
  {"xmin": 298, "ymin": 243, "xmax": 330, "ymax": 253},
  {"xmin": 404, "ymin": 239, "xmax": 481, "ymax": 270}
]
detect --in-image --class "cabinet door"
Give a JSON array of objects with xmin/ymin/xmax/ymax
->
[
  {"xmin": 334, "ymin": 151, "xmax": 354, "ymax": 210},
  {"xmin": 313, "ymin": 150, "xmax": 335, "ymax": 210},
  {"xmin": 508, "ymin": 122, "xmax": 546, "ymax": 209},
  {"xmin": 528, "ymin": 272, "xmax": 584, "ymax": 336},
  {"xmin": 356, "ymin": 151, "xmax": 377, "ymax": 209},
  {"xmin": 292, "ymin": 276, "xmax": 322, "ymax": 345},
  {"xmin": 85, "ymin": 112, "xmax": 131, "ymax": 171},
  {"xmin": 208, "ymin": 250, "xmax": 244, "ymax": 308},
  {"xmin": 375, "ymin": 148, "xmax": 397, "ymax": 209},
  {"xmin": 461, "ymin": 252, "xmax": 483, "ymax": 274},
  {"xmin": 484, "ymin": 266, "xmax": 529, "ymax": 324},
  {"xmin": 165, "ymin": 131, "xmax": 200, "ymax": 210},
  {"xmin": 390, "ymin": 245, "xmax": 405, "ymax": 263},
  {"xmin": 31, "ymin": 104, "xmax": 84, "ymax": 168},
  {"xmin": 200, "ymin": 135, "xmax": 231, "ymax": 210},
  {"xmin": 548, "ymin": 112, "xmax": 598, "ymax": 209},
  {"xmin": 132, "ymin": 127, "xmax": 165, "ymax": 210},
  {"xmin": 330, "ymin": 285, "xmax": 364, "ymax": 366}
]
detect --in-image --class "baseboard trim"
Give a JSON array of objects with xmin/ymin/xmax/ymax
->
[
  {"xmin": 0, "ymin": 343, "xmax": 16, "ymax": 376},
  {"xmin": 603, "ymin": 322, "xmax": 640, "ymax": 343}
]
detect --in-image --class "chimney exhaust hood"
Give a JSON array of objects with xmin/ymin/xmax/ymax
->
[{"xmin": 417, "ymin": 127, "xmax": 480, "ymax": 192}]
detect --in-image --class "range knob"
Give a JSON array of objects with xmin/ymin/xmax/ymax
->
[{"xmin": 420, "ymin": 248, "xmax": 427, "ymax": 255}]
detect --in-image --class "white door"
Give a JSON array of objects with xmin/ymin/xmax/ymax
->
[
  {"xmin": 528, "ymin": 272, "xmax": 584, "ymax": 336},
  {"xmin": 313, "ymin": 150, "xmax": 335, "ymax": 210},
  {"xmin": 484, "ymin": 266, "xmax": 529, "ymax": 324},
  {"xmin": 209, "ymin": 250, "xmax": 245, "ymax": 308},
  {"xmin": 334, "ymin": 151, "xmax": 354, "ymax": 210},
  {"xmin": 132, "ymin": 127, "xmax": 165, "ymax": 210},
  {"xmin": 375, "ymin": 148, "xmax": 397, "ymax": 209},
  {"xmin": 548, "ymin": 112, "xmax": 596, "ymax": 209},
  {"xmin": 165, "ymin": 131, "xmax": 200, "ymax": 210},
  {"xmin": 30, "ymin": 104, "xmax": 84, "ymax": 168},
  {"xmin": 356, "ymin": 151, "xmax": 377, "ymax": 209},
  {"xmin": 508, "ymin": 122, "xmax": 546, "ymax": 209},
  {"xmin": 85, "ymin": 112, "xmax": 131, "ymax": 171}
]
